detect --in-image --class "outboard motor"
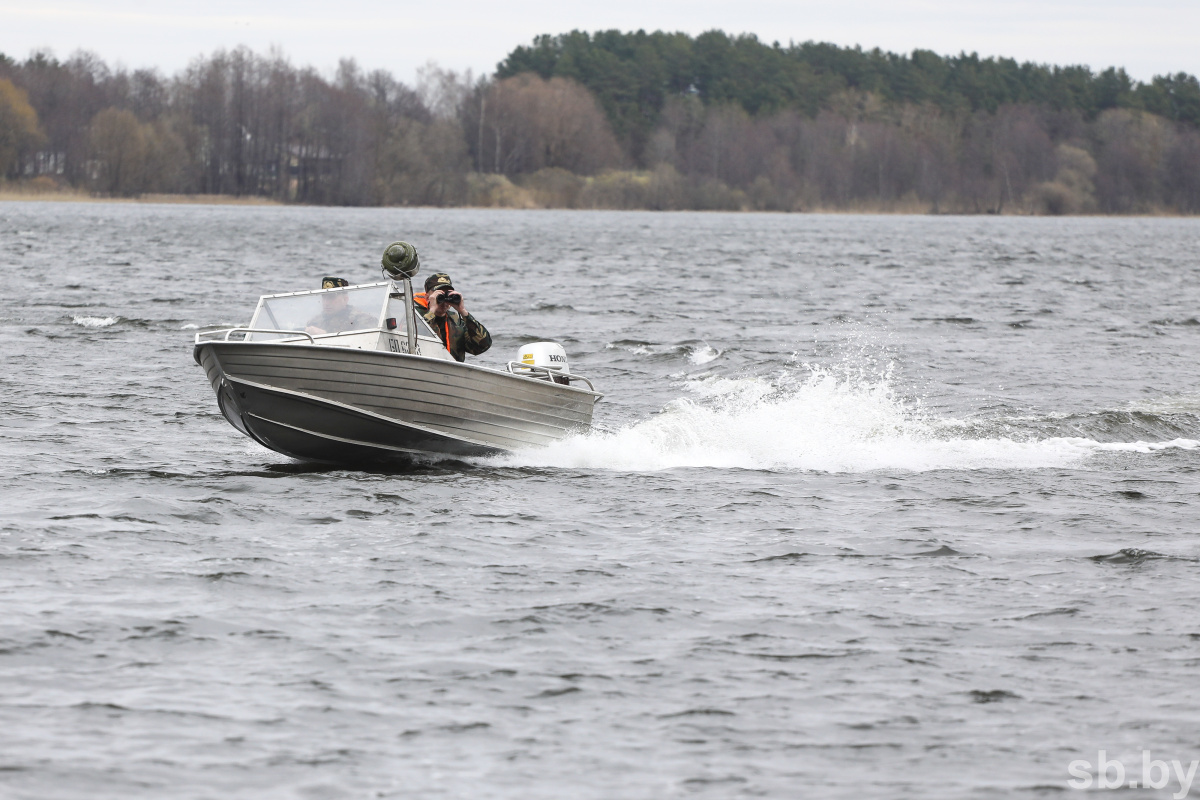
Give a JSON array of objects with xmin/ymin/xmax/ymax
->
[{"xmin": 516, "ymin": 342, "xmax": 571, "ymax": 384}]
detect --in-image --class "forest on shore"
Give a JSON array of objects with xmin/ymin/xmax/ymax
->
[{"xmin": 2, "ymin": 30, "xmax": 1199, "ymax": 213}]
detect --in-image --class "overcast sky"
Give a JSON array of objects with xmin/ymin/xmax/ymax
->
[{"xmin": 3, "ymin": 0, "xmax": 1197, "ymax": 84}]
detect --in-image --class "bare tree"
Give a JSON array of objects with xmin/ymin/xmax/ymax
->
[
  {"xmin": 1092, "ymin": 109, "xmax": 1172, "ymax": 212},
  {"xmin": 416, "ymin": 61, "xmax": 473, "ymax": 120},
  {"xmin": 88, "ymin": 107, "xmax": 147, "ymax": 195},
  {"xmin": 0, "ymin": 78, "xmax": 45, "ymax": 177},
  {"xmin": 478, "ymin": 74, "xmax": 621, "ymax": 175},
  {"xmin": 1164, "ymin": 125, "xmax": 1200, "ymax": 211}
]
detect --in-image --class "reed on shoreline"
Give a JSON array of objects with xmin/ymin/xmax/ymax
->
[
  {"xmin": 4, "ymin": 177, "xmax": 1193, "ymax": 216},
  {"xmin": 0, "ymin": 182, "xmax": 282, "ymax": 206}
]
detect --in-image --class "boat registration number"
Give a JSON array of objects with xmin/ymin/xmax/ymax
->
[{"xmin": 387, "ymin": 336, "xmax": 420, "ymax": 355}]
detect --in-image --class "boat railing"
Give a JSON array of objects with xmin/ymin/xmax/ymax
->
[
  {"xmin": 505, "ymin": 361, "xmax": 596, "ymax": 392},
  {"xmin": 195, "ymin": 328, "xmax": 316, "ymax": 344}
]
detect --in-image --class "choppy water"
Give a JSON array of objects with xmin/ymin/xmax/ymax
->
[{"xmin": 2, "ymin": 203, "xmax": 1200, "ymax": 799}]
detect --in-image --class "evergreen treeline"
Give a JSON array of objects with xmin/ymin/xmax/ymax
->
[
  {"xmin": 499, "ymin": 31, "xmax": 1200, "ymax": 161},
  {"xmin": 1, "ymin": 33, "xmax": 1199, "ymax": 213}
]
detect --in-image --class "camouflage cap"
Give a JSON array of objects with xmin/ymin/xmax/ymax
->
[
  {"xmin": 424, "ymin": 273, "xmax": 454, "ymax": 293},
  {"xmin": 322, "ymin": 277, "xmax": 349, "ymax": 289}
]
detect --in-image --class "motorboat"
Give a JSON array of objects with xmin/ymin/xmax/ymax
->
[{"xmin": 193, "ymin": 242, "xmax": 601, "ymax": 463}]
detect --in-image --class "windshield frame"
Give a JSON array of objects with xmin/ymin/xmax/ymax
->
[{"xmin": 246, "ymin": 281, "xmax": 391, "ymax": 340}]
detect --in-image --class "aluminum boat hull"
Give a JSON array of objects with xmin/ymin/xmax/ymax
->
[{"xmin": 194, "ymin": 341, "xmax": 599, "ymax": 463}]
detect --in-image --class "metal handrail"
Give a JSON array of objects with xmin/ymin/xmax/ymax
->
[
  {"xmin": 505, "ymin": 361, "xmax": 596, "ymax": 392},
  {"xmin": 195, "ymin": 327, "xmax": 315, "ymax": 344}
]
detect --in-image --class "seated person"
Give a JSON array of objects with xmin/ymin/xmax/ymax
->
[
  {"xmin": 417, "ymin": 272, "xmax": 492, "ymax": 362},
  {"xmin": 305, "ymin": 277, "xmax": 377, "ymax": 334}
]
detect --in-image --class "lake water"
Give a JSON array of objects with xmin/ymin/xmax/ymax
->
[{"xmin": 2, "ymin": 203, "xmax": 1199, "ymax": 799}]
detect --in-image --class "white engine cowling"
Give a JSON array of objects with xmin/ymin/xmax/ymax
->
[{"xmin": 517, "ymin": 341, "xmax": 570, "ymax": 374}]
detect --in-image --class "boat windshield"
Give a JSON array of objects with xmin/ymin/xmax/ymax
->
[{"xmin": 247, "ymin": 285, "xmax": 388, "ymax": 341}]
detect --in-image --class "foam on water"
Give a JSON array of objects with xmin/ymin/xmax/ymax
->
[
  {"xmin": 687, "ymin": 344, "xmax": 721, "ymax": 365},
  {"xmin": 71, "ymin": 315, "xmax": 119, "ymax": 327},
  {"xmin": 1123, "ymin": 392, "xmax": 1200, "ymax": 415},
  {"xmin": 605, "ymin": 341, "xmax": 652, "ymax": 355},
  {"xmin": 493, "ymin": 366, "xmax": 1199, "ymax": 473}
]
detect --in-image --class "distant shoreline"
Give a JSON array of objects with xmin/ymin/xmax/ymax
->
[
  {"xmin": 0, "ymin": 189, "xmax": 283, "ymax": 206},
  {"xmin": 2, "ymin": 188, "xmax": 1195, "ymax": 217},
  {"xmin": 5, "ymin": 40, "xmax": 1198, "ymax": 217}
]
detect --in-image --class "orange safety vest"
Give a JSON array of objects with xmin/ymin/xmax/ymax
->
[{"xmin": 411, "ymin": 292, "xmax": 452, "ymax": 355}]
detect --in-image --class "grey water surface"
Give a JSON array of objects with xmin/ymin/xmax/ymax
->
[{"xmin": 2, "ymin": 203, "xmax": 1199, "ymax": 799}]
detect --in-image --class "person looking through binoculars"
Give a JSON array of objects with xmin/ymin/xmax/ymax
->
[{"xmin": 419, "ymin": 272, "xmax": 492, "ymax": 362}]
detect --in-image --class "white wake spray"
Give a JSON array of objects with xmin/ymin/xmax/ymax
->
[
  {"xmin": 490, "ymin": 366, "xmax": 1199, "ymax": 473},
  {"xmin": 72, "ymin": 315, "xmax": 120, "ymax": 327}
]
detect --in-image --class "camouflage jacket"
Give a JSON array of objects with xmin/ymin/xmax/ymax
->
[{"xmin": 422, "ymin": 307, "xmax": 492, "ymax": 362}]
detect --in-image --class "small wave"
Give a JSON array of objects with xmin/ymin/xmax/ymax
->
[
  {"xmin": 1122, "ymin": 394, "xmax": 1200, "ymax": 418},
  {"xmin": 71, "ymin": 315, "xmax": 119, "ymax": 327},
  {"xmin": 954, "ymin": 403, "xmax": 1200, "ymax": 444},
  {"xmin": 968, "ymin": 689, "xmax": 1021, "ymax": 704},
  {"xmin": 1151, "ymin": 317, "xmax": 1200, "ymax": 327},
  {"xmin": 687, "ymin": 344, "xmax": 721, "ymax": 365},
  {"xmin": 489, "ymin": 367, "xmax": 1200, "ymax": 474},
  {"xmin": 1088, "ymin": 548, "xmax": 1193, "ymax": 565},
  {"xmin": 605, "ymin": 340, "xmax": 652, "ymax": 356},
  {"xmin": 1088, "ymin": 438, "xmax": 1199, "ymax": 453},
  {"xmin": 180, "ymin": 323, "xmax": 199, "ymax": 330},
  {"xmin": 606, "ymin": 340, "xmax": 723, "ymax": 363},
  {"xmin": 914, "ymin": 545, "xmax": 965, "ymax": 557}
]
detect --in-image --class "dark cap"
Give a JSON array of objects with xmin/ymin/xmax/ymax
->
[
  {"xmin": 424, "ymin": 273, "xmax": 454, "ymax": 293},
  {"xmin": 321, "ymin": 277, "xmax": 349, "ymax": 289}
]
